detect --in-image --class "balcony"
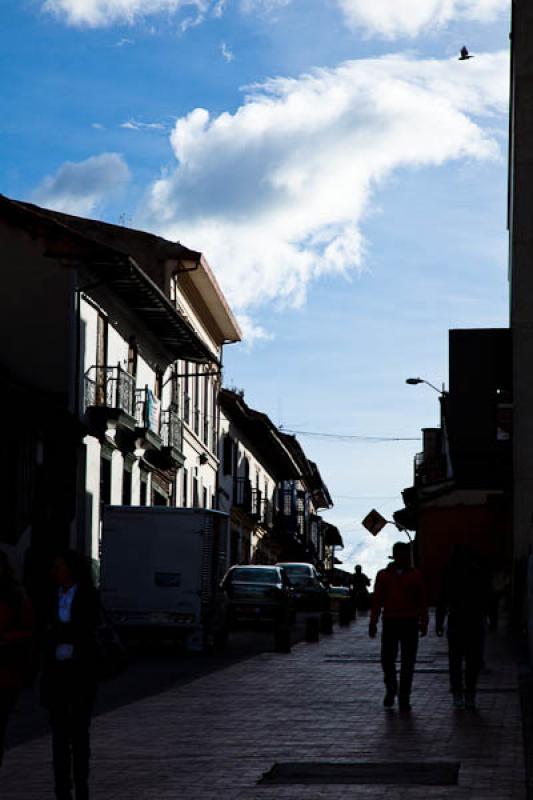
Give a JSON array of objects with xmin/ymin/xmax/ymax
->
[
  {"xmin": 83, "ymin": 365, "xmax": 136, "ymax": 435},
  {"xmin": 134, "ymin": 387, "xmax": 162, "ymax": 451},
  {"xmin": 250, "ymin": 488, "xmax": 262, "ymax": 521},
  {"xmin": 233, "ymin": 477, "xmax": 252, "ymax": 513},
  {"xmin": 262, "ymin": 499, "xmax": 274, "ymax": 529},
  {"xmin": 144, "ymin": 407, "xmax": 184, "ymax": 470},
  {"xmin": 414, "ymin": 451, "xmax": 448, "ymax": 487},
  {"xmin": 276, "ymin": 488, "xmax": 298, "ymax": 534}
]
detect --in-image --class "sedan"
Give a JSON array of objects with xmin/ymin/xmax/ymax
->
[{"xmin": 220, "ymin": 565, "xmax": 294, "ymax": 651}]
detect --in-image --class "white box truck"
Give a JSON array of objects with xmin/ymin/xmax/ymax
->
[{"xmin": 100, "ymin": 506, "xmax": 229, "ymax": 651}]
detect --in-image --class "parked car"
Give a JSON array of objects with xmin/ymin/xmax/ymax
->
[
  {"xmin": 275, "ymin": 562, "xmax": 330, "ymax": 613},
  {"xmin": 220, "ymin": 565, "xmax": 294, "ymax": 651},
  {"xmin": 328, "ymin": 584, "xmax": 353, "ymax": 625}
]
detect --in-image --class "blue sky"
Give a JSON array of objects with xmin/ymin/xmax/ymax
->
[{"xmin": 0, "ymin": 0, "xmax": 511, "ymax": 578}]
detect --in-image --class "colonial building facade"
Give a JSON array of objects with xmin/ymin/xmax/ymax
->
[{"xmin": 0, "ymin": 195, "xmax": 240, "ymax": 573}]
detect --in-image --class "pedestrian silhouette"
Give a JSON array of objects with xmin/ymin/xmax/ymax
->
[
  {"xmin": 0, "ymin": 551, "xmax": 34, "ymax": 767},
  {"xmin": 436, "ymin": 545, "xmax": 492, "ymax": 710},
  {"xmin": 41, "ymin": 551, "xmax": 100, "ymax": 800},
  {"xmin": 369, "ymin": 542, "xmax": 428, "ymax": 712},
  {"xmin": 349, "ymin": 564, "xmax": 371, "ymax": 610}
]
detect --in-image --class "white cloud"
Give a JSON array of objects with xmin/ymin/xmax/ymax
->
[
  {"xmin": 33, "ymin": 152, "xmax": 130, "ymax": 216},
  {"xmin": 335, "ymin": 0, "xmax": 508, "ymax": 38},
  {"xmin": 114, "ymin": 36, "xmax": 135, "ymax": 46},
  {"xmin": 212, "ymin": 0, "xmax": 226, "ymax": 16},
  {"xmin": 121, "ymin": 119, "xmax": 166, "ymax": 130},
  {"xmin": 42, "ymin": 0, "xmax": 210, "ymax": 27},
  {"xmin": 91, "ymin": 122, "xmax": 105, "ymax": 129},
  {"xmin": 138, "ymin": 52, "xmax": 508, "ymax": 312},
  {"xmin": 220, "ymin": 41, "xmax": 235, "ymax": 62},
  {"xmin": 236, "ymin": 314, "xmax": 273, "ymax": 347},
  {"xmin": 240, "ymin": 0, "xmax": 291, "ymax": 11}
]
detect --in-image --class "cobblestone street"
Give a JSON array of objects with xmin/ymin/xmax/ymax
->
[{"xmin": 2, "ymin": 615, "xmax": 526, "ymax": 799}]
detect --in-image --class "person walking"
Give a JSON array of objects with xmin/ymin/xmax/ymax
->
[
  {"xmin": 349, "ymin": 564, "xmax": 371, "ymax": 611},
  {"xmin": 41, "ymin": 550, "xmax": 100, "ymax": 800},
  {"xmin": 0, "ymin": 551, "xmax": 34, "ymax": 767},
  {"xmin": 369, "ymin": 542, "xmax": 428, "ymax": 712},
  {"xmin": 436, "ymin": 545, "xmax": 492, "ymax": 711}
]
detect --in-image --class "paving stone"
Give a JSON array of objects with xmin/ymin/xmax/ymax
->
[{"xmin": 0, "ymin": 614, "xmax": 526, "ymax": 799}]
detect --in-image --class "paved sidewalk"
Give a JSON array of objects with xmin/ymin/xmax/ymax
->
[{"xmin": 2, "ymin": 615, "xmax": 526, "ymax": 799}]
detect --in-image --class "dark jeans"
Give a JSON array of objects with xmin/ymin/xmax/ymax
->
[
  {"xmin": 381, "ymin": 619, "xmax": 419, "ymax": 702},
  {"xmin": 0, "ymin": 688, "xmax": 19, "ymax": 766},
  {"xmin": 447, "ymin": 617, "xmax": 484, "ymax": 695},
  {"xmin": 45, "ymin": 663, "xmax": 96, "ymax": 800}
]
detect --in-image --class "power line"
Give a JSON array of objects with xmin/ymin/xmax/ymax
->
[
  {"xmin": 334, "ymin": 494, "xmax": 400, "ymax": 500},
  {"xmin": 280, "ymin": 427, "xmax": 420, "ymax": 442}
]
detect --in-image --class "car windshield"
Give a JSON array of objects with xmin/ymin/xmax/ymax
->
[
  {"xmin": 282, "ymin": 565, "xmax": 313, "ymax": 578},
  {"xmin": 231, "ymin": 568, "xmax": 278, "ymax": 584}
]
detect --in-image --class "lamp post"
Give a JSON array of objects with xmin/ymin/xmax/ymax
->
[{"xmin": 405, "ymin": 377, "xmax": 446, "ymax": 394}]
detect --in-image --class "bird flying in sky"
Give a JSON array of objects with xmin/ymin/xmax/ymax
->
[{"xmin": 459, "ymin": 46, "xmax": 474, "ymax": 61}]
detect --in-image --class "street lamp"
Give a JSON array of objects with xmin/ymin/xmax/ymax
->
[{"xmin": 405, "ymin": 377, "xmax": 446, "ymax": 394}]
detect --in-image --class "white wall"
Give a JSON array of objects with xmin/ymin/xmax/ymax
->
[{"xmin": 84, "ymin": 436, "xmax": 101, "ymax": 561}]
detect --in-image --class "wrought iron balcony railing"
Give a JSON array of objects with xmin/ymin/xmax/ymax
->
[
  {"xmin": 233, "ymin": 477, "xmax": 252, "ymax": 513},
  {"xmin": 250, "ymin": 488, "xmax": 262, "ymax": 521},
  {"xmin": 84, "ymin": 365, "xmax": 135, "ymax": 417},
  {"xmin": 414, "ymin": 452, "xmax": 447, "ymax": 487},
  {"xmin": 262, "ymin": 499, "xmax": 274, "ymax": 529},
  {"xmin": 160, "ymin": 408, "xmax": 184, "ymax": 453},
  {"xmin": 134, "ymin": 387, "xmax": 161, "ymax": 435}
]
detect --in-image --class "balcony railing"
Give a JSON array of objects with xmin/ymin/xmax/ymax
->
[
  {"xmin": 160, "ymin": 408, "xmax": 184, "ymax": 453},
  {"xmin": 135, "ymin": 387, "xmax": 161, "ymax": 435},
  {"xmin": 84, "ymin": 365, "xmax": 135, "ymax": 417},
  {"xmin": 262, "ymin": 499, "xmax": 274, "ymax": 529},
  {"xmin": 277, "ymin": 488, "xmax": 298, "ymax": 532},
  {"xmin": 414, "ymin": 452, "xmax": 448, "ymax": 487},
  {"xmin": 250, "ymin": 488, "xmax": 262, "ymax": 521},
  {"xmin": 233, "ymin": 477, "xmax": 252, "ymax": 513}
]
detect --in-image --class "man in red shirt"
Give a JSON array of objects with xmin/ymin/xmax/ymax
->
[{"xmin": 369, "ymin": 542, "xmax": 428, "ymax": 712}]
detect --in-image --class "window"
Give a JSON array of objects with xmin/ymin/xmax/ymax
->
[
  {"xmin": 154, "ymin": 369, "xmax": 163, "ymax": 400},
  {"xmin": 192, "ymin": 473, "xmax": 199, "ymax": 507},
  {"xmin": 203, "ymin": 487, "xmax": 208, "ymax": 508},
  {"xmin": 182, "ymin": 468, "xmax": 188, "ymax": 507},
  {"xmin": 203, "ymin": 370, "xmax": 209, "ymax": 444},
  {"xmin": 183, "ymin": 363, "xmax": 190, "ymax": 425},
  {"xmin": 100, "ymin": 457, "xmax": 111, "ymax": 506},
  {"xmin": 122, "ymin": 467, "xmax": 132, "ymax": 505},
  {"xmin": 140, "ymin": 475, "xmax": 148, "ymax": 506},
  {"xmin": 95, "ymin": 314, "xmax": 108, "ymax": 405},
  {"xmin": 153, "ymin": 488, "xmax": 168, "ymax": 506},
  {"xmin": 127, "ymin": 336, "xmax": 138, "ymax": 378},
  {"xmin": 223, "ymin": 436, "xmax": 233, "ymax": 475}
]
